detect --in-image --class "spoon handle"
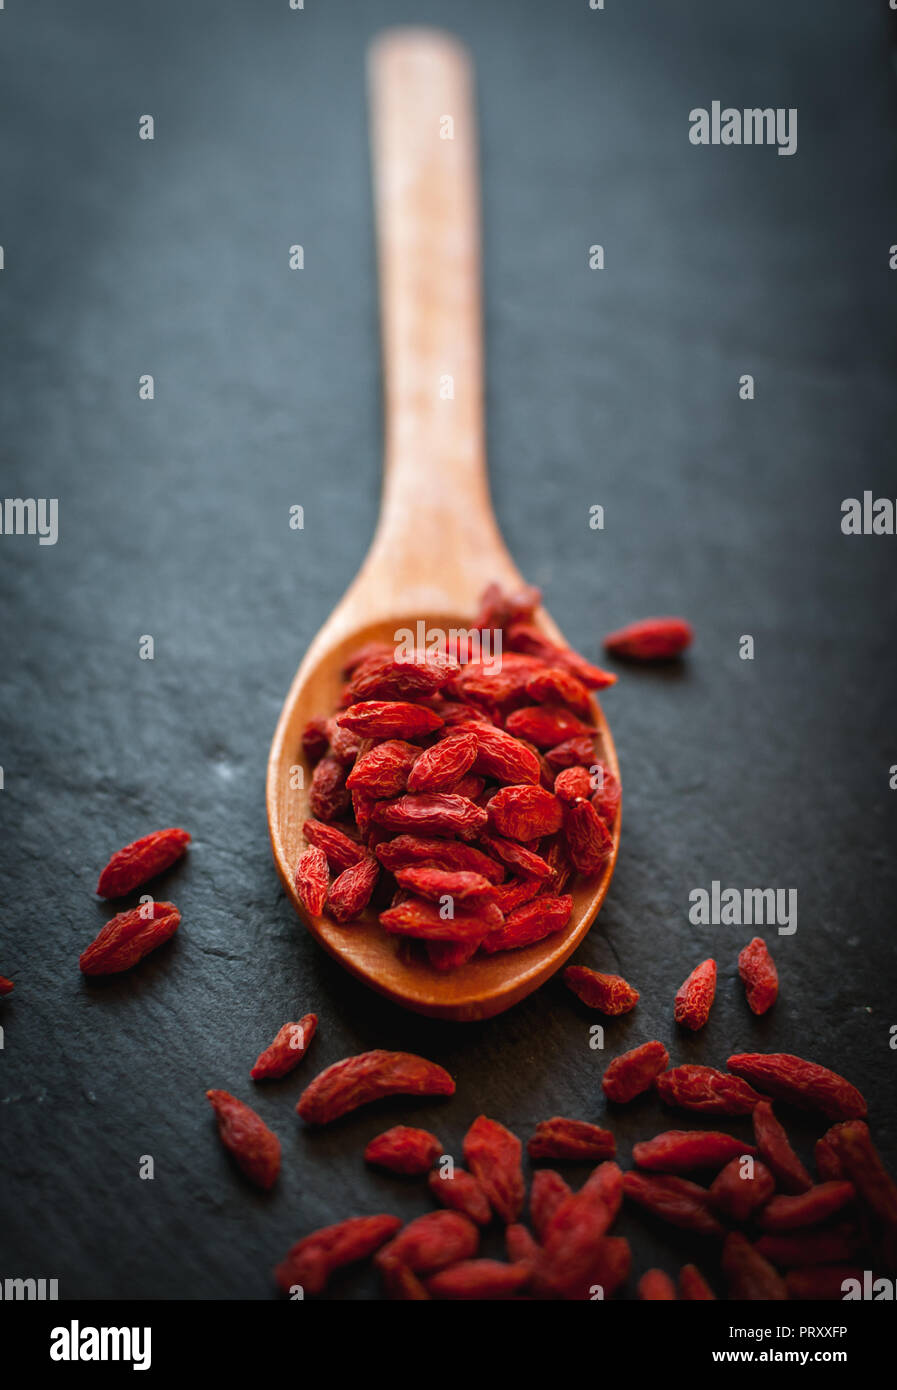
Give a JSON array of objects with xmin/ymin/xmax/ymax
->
[{"xmin": 366, "ymin": 30, "xmax": 518, "ymax": 604}]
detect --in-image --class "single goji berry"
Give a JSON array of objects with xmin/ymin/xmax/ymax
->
[
  {"xmin": 364, "ymin": 1126, "xmax": 443, "ymax": 1175},
  {"xmin": 815, "ymin": 1132, "xmax": 845, "ymax": 1182},
  {"xmin": 527, "ymin": 1118, "xmax": 615, "ymax": 1162},
  {"xmin": 490, "ymin": 876, "xmax": 543, "ymax": 914},
  {"xmin": 206, "ymin": 1089, "xmax": 281, "ymax": 1190},
  {"xmin": 758, "ymin": 1181, "xmax": 855, "ymax": 1231},
  {"xmin": 463, "ymin": 1116, "xmax": 525, "ymax": 1224},
  {"xmin": 480, "ymin": 893, "xmax": 573, "ymax": 954},
  {"xmin": 755, "ymin": 1223, "xmax": 862, "ymax": 1267},
  {"xmin": 633, "ymin": 1131, "xmax": 756, "ymax": 1173},
  {"xmin": 275, "ymin": 1214, "xmax": 401, "ymax": 1295},
  {"xmin": 302, "ymin": 818, "xmax": 365, "ymax": 871},
  {"xmin": 345, "ymin": 739, "xmax": 420, "ymax": 797},
  {"xmin": 326, "ymin": 852, "xmax": 380, "ymax": 922},
  {"xmin": 622, "ymin": 1171, "xmax": 724, "ymax": 1237},
  {"xmin": 655, "ymin": 1065, "xmax": 765, "ymax": 1115},
  {"xmin": 524, "ymin": 666, "xmax": 593, "ymax": 717},
  {"xmin": 825, "ymin": 1120, "xmax": 897, "ymax": 1269},
  {"xmin": 674, "ymin": 958, "xmax": 717, "ymax": 1030},
  {"xmin": 426, "ymin": 1258, "xmax": 531, "ymax": 1300},
  {"xmin": 374, "ymin": 834, "xmax": 505, "ymax": 883},
  {"xmin": 562, "ymin": 799, "xmax": 614, "ymax": 876},
  {"xmin": 301, "ymin": 716, "xmax": 330, "ymax": 764},
  {"xmin": 406, "ymin": 731, "xmax": 477, "ymax": 792},
  {"xmin": 349, "ymin": 651, "xmax": 458, "ymax": 701},
  {"xmin": 638, "ymin": 1269, "xmax": 677, "ymax": 1300},
  {"xmin": 425, "ymin": 937, "xmax": 482, "ymax": 971},
  {"xmin": 325, "ymin": 718, "xmax": 363, "ymax": 766},
  {"xmin": 251, "ymin": 1014, "xmax": 318, "ymax": 1080},
  {"xmin": 722, "ymin": 1231, "xmax": 787, "ymax": 1300},
  {"xmin": 372, "ymin": 792, "xmax": 488, "ymax": 840},
  {"xmin": 709, "ymin": 1156, "xmax": 776, "ymax": 1222},
  {"xmin": 375, "ymin": 1210, "xmax": 479, "ymax": 1274},
  {"xmin": 752, "ymin": 1100, "xmax": 813, "ymax": 1193},
  {"xmin": 336, "ymin": 701, "xmax": 444, "ymax": 738},
  {"xmin": 0, "ymin": 975, "xmax": 14, "ymax": 996},
  {"xmin": 393, "ymin": 866, "xmax": 496, "ymax": 905},
  {"xmin": 378, "ymin": 1256, "xmax": 432, "ymax": 1300},
  {"xmin": 79, "ymin": 901, "xmax": 180, "ymax": 975},
  {"xmin": 603, "ymin": 616, "xmax": 693, "ymax": 660},
  {"xmin": 728, "ymin": 1053, "xmax": 867, "ymax": 1121},
  {"xmin": 427, "ymin": 1166, "xmax": 492, "ymax": 1225},
  {"xmin": 590, "ymin": 764, "xmax": 621, "ymax": 825},
  {"xmin": 553, "ymin": 765, "xmax": 592, "ymax": 804},
  {"xmin": 308, "ymin": 755, "xmax": 350, "ymax": 822},
  {"xmin": 678, "ymin": 1264, "xmax": 716, "ymax": 1300},
  {"xmin": 738, "ymin": 936, "xmax": 778, "ymax": 1015},
  {"xmin": 295, "ymin": 846, "xmax": 329, "ymax": 915},
  {"xmin": 563, "ymin": 965, "xmax": 639, "ymax": 1014},
  {"xmin": 465, "ymin": 723, "xmax": 542, "ymax": 785},
  {"xmin": 530, "ymin": 1168, "xmax": 573, "ymax": 1238},
  {"xmin": 487, "ymin": 785, "xmax": 563, "ymax": 841},
  {"xmin": 505, "ymin": 705, "xmax": 594, "ymax": 750},
  {"xmin": 96, "ymin": 827, "xmax": 191, "ymax": 898},
  {"xmin": 534, "ymin": 1188, "xmax": 625, "ymax": 1300},
  {"xmin": 379, "ymin": 897, "xmax": 501, "ymax": 942},
  {"xmin": 505, "ymin": 1224, "xmax": 541, "ymax": 1263},
  {"xmin": 602, "ymin": 1041, "xmax": 670, "ymax": 1104},
  {"xmin": 545, "ymin": 735, "xmax": 595, "ymax": 770},
  {"xmin": 297, "ymin": 1050, "xmax": 455, "ymax": 1125},
  {"xmin": 785, "ymin": 1265, "xmax": 864, "ymax": 1300},
  {"xmin": 479, "ymin": 834, "xmax": 554, "ymax": 881},
  {"xmin": 581, "ymin": 1161, "xmax": 625, "ymax": 1222}
]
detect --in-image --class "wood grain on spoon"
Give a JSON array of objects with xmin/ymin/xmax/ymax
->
[{"xmin": 266, "ymin": 28, "xmax": 620, "ymax": 1020}]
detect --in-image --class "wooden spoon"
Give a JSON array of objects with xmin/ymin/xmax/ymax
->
[{"xmin": 266, "ymin": 28, "xmax": 620, "ymax": 1021}]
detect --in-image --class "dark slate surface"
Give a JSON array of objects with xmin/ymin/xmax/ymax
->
[{"xmin": 1, "ymin": 0, "xmax": 896, "ymax": 1300}]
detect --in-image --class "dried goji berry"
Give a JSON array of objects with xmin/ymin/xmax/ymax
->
[
  {"xmin": 487, "ymin": 784, "xmax": 563, "ymax": 841},
  {"xmin": 755, "ymin": 1224, "xmax": 861, "ymax": 1267},
  {"xmin": 506, "ymin": 1224, "xmax": 541, "ymax": 1263},
  {"xmin": 297, "ymin": 1050, "xmax": 455, "ymax": 1124},
  {"xmin": 721, "ymin": 1231, "xmax": 787, "ymax": 1300},
  {"xmin": 427, "ymin": 1166, "xmax": 492, "ymax": 1225},
  {"xmin": 301, "ymin": 716, "xmax": 330, "ymax": 764},
  {"xmin": 581, "ymin": 1161, "xmax": 625, "ymax": 1222},
  {"xmin": 379, "ymin": 897, "xmax": 501, "ymax": 942},
  {"xmin": 206, "ymin": 1089, "xmax": 281, "ymax": 1190},
  {"xmin": 655, "ymin": 1065, "xmax": 765, "ymax": 1116},
  {"xmin": 336, "ymin": 701, "xmax": 444, "ymax": 739},
  {"xmin": 545, "ymin": 735, "xmax": 595, "ymax": 770},
  {"xmin": 590, "ymin": 764, "xmax": 621, "ymax": 825},
  {"xmin": 490, "ymin": 876, "xmax": 543, "ymax": 914},
  {"xmin": 603, "ymin": 616, "xmax": 693, "ymax": 661},
  {"xmin": 96, "ymin": 828, "xmax": 191, "ymax": 898},
  {"xmin": 0, "ymin": 975, "xmax": 14, "ymax": 996},
  {"xmin": 709, "ymin": 1156, "xmax": 776, "ymax": 1222},
  {"xmin": 345, "ymin": 739, "xmax": 420, "ymax": 797},
  {"xmin": 341, "ymin": 641, "xmax": 394, "ymax": 676},
  {"xmin": 738, "ymin": 936, "xmax": 778, "ymax": 1015},
  {"xmin": 463, "ymin": 1116, "xmax": 525, "ymax": 1224},
  {"xmin": 425, "ymin": 937, "xmax": 482, "ymax": 971},
  {"xmin": 375, "ymin": 834, "xmax": 504, "ymax": 883},
  {"xmin": 364, "ymin": 1126, "xmax": 443, "ymax": 1175},
  {"xmin": 465, "ymin": 724, "xmax": 542, "ymax": 785},
  {"xmin": 758, "ymin": 1181, "xmax": 855, "ymax": 1231},
  {"xmin": 728, "ymin": 1054, "xmax": 867, "ymax": 1122},
  {"xmin": 349, "ymin": 651, "xmax": 458, "ymax": 701},
  {"xmin": 452, "ymin": 772, "xmax": 486, "ymax": 801},
  {"xmin": 375, "ymin": 1210, "xmax": 479, "ymax": 1274},
  {"xmin": 752, "ymin": 1100, "xmax": 813, "ymax": 1193},
  {"xmin": 308, "ymin": 755, "xmax": 350, "ymax": 822},
  {"xmin": 525, "ymin": 666, "xmax": 593, "ymax": 717},
  {"xmin": 295, "ymin": 846, "xmax": 329, "ymax": 915},
  {"xmin": 530, "ymin": 1168, "xmax": 572, "ymax": 1239},
  {"xmin": 534, "ymin": 1188, "xmax": 625, "ymax": 1300},
  {"xmin": 553, "ymin": 765, "xmax": 592, "ymax": 804},
  {"xmin": 378, "ymin": 1257, "xmax": 431, "ymax": 1300},
  {"xmin": 506, "ymin": 623, "xmax": 616, "ymax": 689},
  {"xmin": 372, "ymin": 792, "xmax": 488, "ymax": 840},
  {"xmin": 406, "ymin": 731, "xmax": 477, "ymax": 792},
  {"xmin": 602, "ymin": 1041, "xmax": 669, "ymax": 1104},
  {"xmin": 251, "ymin": 1014, "xmax": 317, "ymax": 1080},
  {"xmin": 622, "ymin": 1171, "xmax": 725, "ymax": 1237},
  {"xmin": 785, "ymin": 1265, "xmax": 864, "ymax": 1300},
  {"xmin": 471, "ymin": 581, "xmax": 542, "ymax": 631},
  {"xmin": 825, "ymin": 1120, "xmax": 897, "ymax": 1268},
  {"xmin": 480, "ymin": 893, "xmax": 573, "ymax": 954},
  {"xmin": 479, "ymin": 834, "xmax": 554, "ymax": 881},
  {"xmin": 678, "ymin": 1264, "xmax": 716, "ymax": 1300},
  {"xmin": 674, "ymin": 958, "xmax": 717, "ymax": 1030},
  {"xmin": 302, "ymin": 819, "xmax": 365, "ymax": 871},
  {"xmin": 505, "ymin": 704, "xmax": 594, "ymax": 750},
  {"xmin": 427, "ymin": 1258, "xmax": 531, "ymax": 1300},
  {"xmin": 562, "ymin": 800, "xmax": 613, "ymax": 876},
  {"xmin": 326, "ymin": 852, "xmax": 380, "ymax": 922},
  {"xmin": 815, "ymin": 1132, "xmax": 845, "ymax": 1183},
  {"xmin": 633, "ymin": 1131, "xmax": 756, "ymax": 1173},
  {"xmin": 563, "ymin": 965, "xmax": 639, "ymax": 1014},
  {"xmin": 326, "ymin": 718, "xmax": 363, "ymax": 766},
  {"xmin": 393, "ymin": 866, "xmax": 496, "ymax": 905},
  {"xmin": 638, "ymin": 1269, "xmax": 676, "ymax": 1300},
  {"xmin": 527, "ymin": 1118, "xmax": 616, "ymax": 1162},
  {"xmin": 79, "ymin": 901, "xmax": 180, "ymax": 975},
  {"xmin": 275, "ymin": 1214, "xmax": 401, "ymax": 1295}
]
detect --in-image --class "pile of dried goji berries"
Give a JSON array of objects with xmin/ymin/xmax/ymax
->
[{"xmin": 295, "ymin": 583, "xmax": 622, "ymax": 966}]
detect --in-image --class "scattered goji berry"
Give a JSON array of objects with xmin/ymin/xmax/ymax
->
[
  {"xmin": 638, "ymin": 1268, "xmax": 677, "ymax": 1300},
  {"xmin": 275, "ymin": 1214, "xmax": 401, "ymax": 1295},
  {"xmin": 785, "ymin": 1265, "xmax": 864, "ymax": 1300},
  {"xmin": 251, "ymin": 1014, "xmax": 318, "ymax": 1080},
  {"xmin": 527, "ymin": 1118, "xmax": 616, "ymax": 1162},
  {"xmin": 326, "ymin": 852, "xmax": 380, "ymax": 922},
  {"xmin": 426, "ymin": 1258, "xmax": 532, "ymax": 1300},
  {"xmin": 758, "ymin": 1181, "xmax": 855, "ymax": 1231},
  {"xmin": 751, "ymin": 1100, "xmax": 813, "ymax": 1193},
  {"xmin": 364, "ymin": 1126, "xmax": 443, "ymax": 1175},
  {"xmin": 463, "ymin": 1116, "xmax": 525, "ymax": 1224},
  {"xmin": 562, "ymin": 799, "xmax": 614, "ymax": 876},
  {"xmin": 622, "ymin": 1171, "xmax": 725, "ymax": 1237},
  {"xmin": 655, "ymin": 1065, "xmax": 765, "ymax": 1115},
  {"xmin": 345, "ymin": 739, "xmax": 420, "ymax": 797},
  {"xmin": 825, "ymin": 1120, "xmax": 897, "ymax": 1268},
  {"xmin": 480, "ymin": 893, "xmax": 573, "ymax": 953},
  {"xmin": 727, "ymin": 1053, "xmax": 867, "ymax": 1121},
  {"xmin": 709, "ymin": 1156, "xmax": 776, "ymax": 1222},
  {"xmin": 297, "ymin": 1050, "xmax": 455, "ymax": 1125},
  {"xmin": 678, "ymin": 1264, "xmax": 716, "ymax": 1300},
  {"xmin": 308, "ymin": 755, "xmax": 350, "ymax": 822},
  {"xmin": 674, "ymin": 958, "xmax": 717, "ymax": 1030},
  {"xmin": 375, "ymin": 1210, "xmax": 479, "ymax": 1274},
  {"xmin": 738, "ymin": 936, "xmax": 778, "ymax": 1015},
  {"xmin": 633, "ymin": 1130, "xmax": 756, "ymax": 1173},
  {"xmin": 754, "ymin": 1224, "xmax": 861, "ymax": 1267},
  {"xmin": 602, "ymin": 1041, "xmax": 670, "ymax": 1104},
  {"xmin": 374, "ymin": 834, "xmax": 505, "ymax": 883},
  {"xmin": 721, "ymin": 1231, "xmax": 787, "ymax": 1300},
  {"xmin": 487, "ymin": 784, "xmax": 563, "ymax": 841},
  {"xmin": 530, "ymin": 1168, "xmax": 572, "ymax": 1239},
  {"xmin": 427, "ymin": 1167, "xmax": 492, "ymax": 1225},
  {"xmin": 406, "ymin": 731, "xmax": 478, "ymax": 792},
  {"xmin": 563, "ymin": 965, "xmax": 639, "ymax": 1014},
  {"xmin": 603, "ymin": 616, "xmax": 693, "ymax": 661},
  {"xmin": 96, "ymin": 827, "xmax": 191, "ymax": 898},
  {"xmin": 535, "ymin": 1187, "xmax": 628, "ymax": 1299},
  {"xmin": 373, "ymin": 792, "xmax": 488, "ymax": 840},
  {"xmin": 581, "ymin": 1161, "xmax": 625, "ymax": 1223},
  {"xmin": 0, "ymin": 975, "xmax": 13, "ymax": 996},
  {"xmin": 79, "ymin": 901, "xmax": 180, "ymax": 975},
  {"xmin": 336, "ymin": 701, "xmax": 444, "ymax": 738},
  {"xmin": 295, "ymin": 846, "xmax": 329, "ymax": 915},
  {"xmin": 206, "ymin": 1089, "xmax": 281, "ymax": 1190}
]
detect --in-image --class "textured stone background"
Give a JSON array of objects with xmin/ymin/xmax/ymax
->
[{"xmin": 1, "ymin": 0, "xmax": 895, "ymax": 1299}]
